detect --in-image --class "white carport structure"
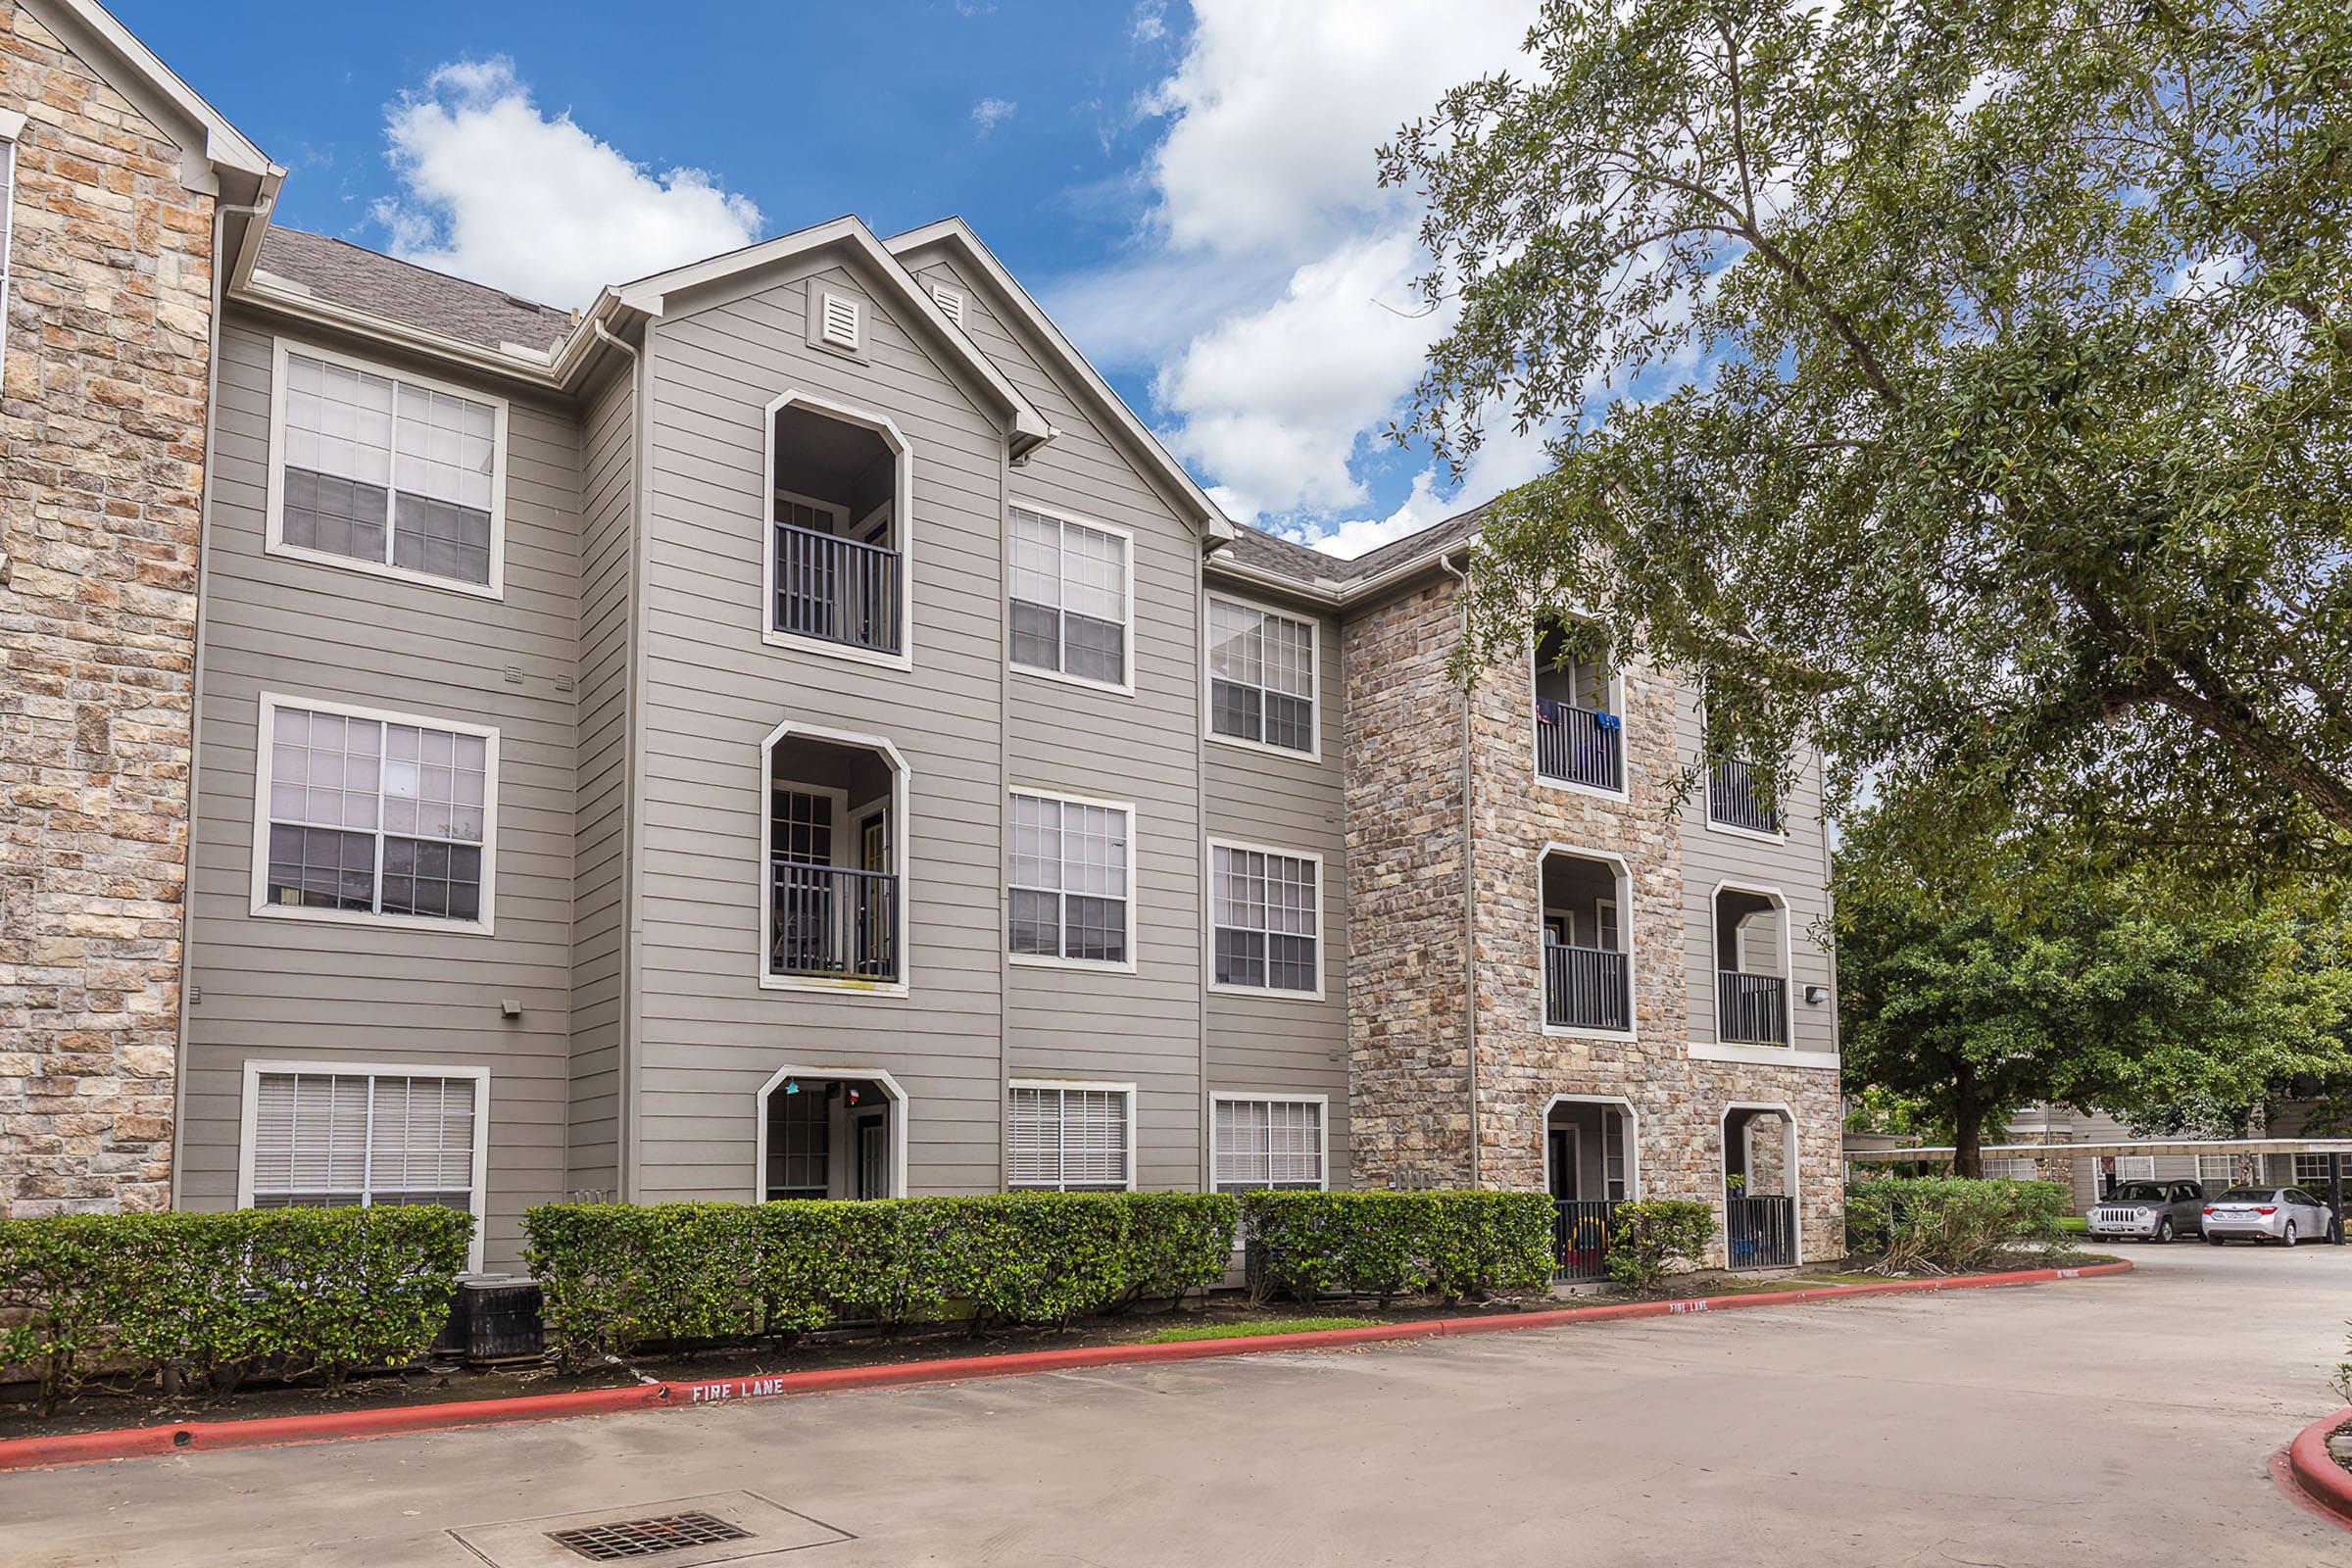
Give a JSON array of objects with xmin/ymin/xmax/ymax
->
[{"xmin": 1846, "ymin": 1137, "xmax": 2352, "ymax": 1243}]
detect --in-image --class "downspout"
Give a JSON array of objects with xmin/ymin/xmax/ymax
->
[
  {"xmin": 1441, "ymin": 554, "xmax": 1480, "ymax": 1189},
  {"xmin": 590, "ymin": 318, "xmax": 645, "ymax": 1204},
  {"xmin": 172, "ymin": 185, "xmax": 277, "ymax": 1209}
]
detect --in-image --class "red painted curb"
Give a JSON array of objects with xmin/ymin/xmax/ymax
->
[
  {"xmin": 0, "ymin": 1258, "xmax": 2133, "ymax": 1473},
  {"xmin": 2283, "ymin": 1406, "xmax": 2352, "ymax": 1532}
]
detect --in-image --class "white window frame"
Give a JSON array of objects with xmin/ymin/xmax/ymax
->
[
  {"xmin": 760, "ymin": 388, "xmax": 915, "ymax": 672},
  {"xmin": 1006, "ymin": 786, "xmax": 1139, "ymax": 974},
  {"xmin": 750, "ymin": 1063, "xmax": 910, "ymax": 1200},
  {"xmin": 1718, "ymin": 1101, "xmax": 1803, "ymax": 1266},
  {"xmin": 1205, "ymin": 837, "xmax": 1326, "ymax": 1002},
  {"xmin": 757, "ymin": 720, "xmax": 911, "ymax": 997},
  {"xmin": 1006, "ymin": 1078, "xmax": 1138, "ymax": 1192},
  {"xmin": 264, "ymin": 337, "xmax": 511, "ymax": 601},
  {"xmin": 1544, "ymin": 1095, "xmax": 1642, "ymax": 1201},
  {"xmin": 1208, "ymin": 1093, "xmax": 1330, "ymax": 1192},
  {"xmin": 1529, "ymin": 614, "xmax": 1628, "ymax": 802},
  {"xmin": 0, "ymin": 115, "xmax": 20, "ymax": 388},
  {"xmin": 249, "ymin": 691, "xmax": 500, "ymax": 936},
  {"xmin": 236, "ymin": 1058, "xmax": 491, "ymax": 1274},
  {"xmin": 1536, "ymin": 842, "xmax": 1638, "ymax": 1044},
  {"xmin": 1007, "ymin": 503, "xmax": 1137, "ymax": 697},
  {"xmin": 1690, "ymin": 878, "xmax": 1820, "ymax": 1066},
  {"xmin": 1703, "ymin": 757, "xmax": 1791, "ymax": 843},
  {"xmin": 1202, "ymin": 591, "xmax": 1322, "ymax": 762}
]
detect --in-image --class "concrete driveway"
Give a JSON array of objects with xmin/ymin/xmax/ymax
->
[{"xmin": 6, "ymin": 1241, "xmax": 2346, "ymax": 1567}]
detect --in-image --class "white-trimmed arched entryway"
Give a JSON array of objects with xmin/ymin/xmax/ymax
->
[
  {"xmin": 752, "ymin": 1062, "xmax": 910, "ymax": 1200},
  {"xmin": 1720, "ymin": 1099, "xmax": 1801, "ymax": 1267}
]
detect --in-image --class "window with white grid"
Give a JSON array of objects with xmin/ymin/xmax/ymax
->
[
  {"xmin": 2197, "ymin": 1153, "xmax": 2238, "ymax": 1185},
  {"xmin": 2293, "ymin": 1153, "xmax": 2339, "ymax": 1187},
  {"xmin": 1208, "ymin": 598, "xmax": 1316, "ymax": 753},
  {"xmin": 273, "ymin": 344, "xmax": 504, "ymax": 590},
  {"xmin": 1211, "ymin": 844, "xmax": 1319, "ymax": 994},
  {"xmin": 259, "ymin": 698, "xmax": 494, "ymax": 926},
  {"xmin": 2112, "ymin": 1154, "xmax": 2156, "ymax": 1181},
  {"xmin": 247, "ymin": 1069, "xmax": 480, "ymax": 1213},
  {"xmin": 1007, "ymin": 1084, "xmax": 1131, "ymax": 1191},
  {"xmin": 1213, "ymin": 1098, "xmax": 1325, "ymax": 1191},
  {"xmin": 1981, "ymin": 1156, "xmax": 2036, "ymax": 1180},
  {"xmin": 1008, "ymin": 507, "xmax": 1129, "ymax": 687},
  {"xmin": 1008, "ymin": 791, "xmax": 1131, "ymax": 964}
]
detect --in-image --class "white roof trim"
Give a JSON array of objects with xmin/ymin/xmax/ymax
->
[
  {"xmin": 612, "ymin": 214, "xmax": 1053, "ymax": 452},
  {"xmin": 887, "ymin": 217, "xmax": 1235, "ymax": 541},
  {"xmin": 28, "ymin": 0, "xmax": 273, "ymax": 181}
]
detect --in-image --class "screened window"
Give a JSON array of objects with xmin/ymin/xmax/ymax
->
[
  {"xmin": 261, "ymin": 701, "xmax": 493, "ymax": 925},
  {"xmin": 275, "ymin": 347, "xmax": 503, "ymax": 589},
  {"xmin": 1008, "ymin": 792, "xmax": 1131, "ymax": 964},
  {"xmin": 1008, "ymin": 508, "xmax": 1128, "ymax": 687},
  {"xmin": 1211, "ymin": 845, "xmax": 1319, "ymax": 993},
  {"xmin": 1007, "ymin": 1084, "xmax": 1131, "ymax": 1191},
  {"xmin": 248, "ymin": 1069, "xmax": 479, "ymax": 1213},
  {"xmin": 1208, "ymin": 599, "xmax": 1316, "ymax": 753},
  {"xmin": 1212, "ymin": 1098, "xmax": 1325, "ymax": 1191}
]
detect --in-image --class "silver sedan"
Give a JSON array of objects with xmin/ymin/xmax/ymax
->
[{"xmin": 2201, "ymin": 1186, "xmax": 2339, "ymax": 1246}]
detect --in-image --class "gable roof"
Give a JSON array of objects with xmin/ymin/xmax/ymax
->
[
  {"xmin": 1209, "ymin": 501, "xmax": 1498, "ymax": 606},
  {"xmin": 28, "ymin": 0, "xmax": 272, "ymax": 183},
  {"xmin": 609, "ymin": 214, "xmax": 1051, "ymax": 455},
  {"xmin": 886, "ymin": 217, "xmax": 1235, "ymax": 542},
  {"xmin": 254, "ymin": 227, "xmax": 576, "ymax": 355}
]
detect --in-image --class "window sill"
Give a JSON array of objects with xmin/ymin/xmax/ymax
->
[
  {"xmin": 1208, "ymin": 981, "xmax": 1327, "ymax": 1004},
  {"xmin": 1533, "ymin": 772, "xmax": 1630, "ymax": 804},
  {"xmin": 1541, "ymin": 1024, "xmax": 1638, "ymax": 1045},
  {"xmin": 1009, "ymin": 952, "xmax": 1139, "ymax": 976},
  {"xmin": 1689, "ymin": 1040, "xmax": 1838, "ymax": 1069},
  {"xmin": 1205, "ymin": 730, "xmax": 1321, "ymax": 765},
  {"xmin": 248, "ymin": 901, "xmax": 496, "ymax": 939},
  {"xmin": 760, "ymin": 973, "xmax": 909, "ymax": 999},
  {"xmin": 760, "ymin": 629, "xmax": 912, "ymax": 671},
  {"xmin": 264, "ymin": 538, "xmax": 505, "ymax": 602},
  {"xmin": 1010, "ymin": 661, "xmax": 1135, "ymax": 699},
  {"xmin": 1704, "ymin": 816, "xmax": 1788, "ymax": 844}
]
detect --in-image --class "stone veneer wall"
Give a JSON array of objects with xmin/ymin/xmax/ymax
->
[
  {"xmin": 0, "ymin": 2, "xmax": 213, "ymax": 1216},
  {"xmin": 1342, "ymin": 581, "xmax": 1475, "ymax": 1188},
  {"xmin": 1346, "ymin": 571, "xmax": 1844, "ymax": 1263}
]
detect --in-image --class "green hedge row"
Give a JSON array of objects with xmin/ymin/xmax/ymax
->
[
  {"xmin": 1844, "ymin": 1176, "xmax": 2068, "ymax": 1272},
  {"xmin": 0, "ymin": 1206, "xmax": 472, "ymax": 1414},
  {"xmin": 521, "ymin": 1193, "xmax": 1238, "ymax": 1363},
  {"xmin": 1239, "ymin": 1191, "xmax": 1554, "ymax": 1303}
]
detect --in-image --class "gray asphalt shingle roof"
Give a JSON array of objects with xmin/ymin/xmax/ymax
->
[
  {"xmin": 254, "ymin": 227, "xmax": 577, "ymax": 355},
  {"xmin": 1218, "ymin": 500, "xmax": 1495, "ymax": 593}
]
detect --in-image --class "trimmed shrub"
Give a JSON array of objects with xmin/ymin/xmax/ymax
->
[
  {"xmin": 524, "ymin": 1192, "xmax": 1239, "ymax": 1363},
  {"xmin": 0, "ymin": 1206, "xmax": 471, "ymax": 1413},
  {"xmin": 1844, "ymin": 1176, "xmax": 2067, "ymax": 1273},
  {"xmin": 1604, "ymin": 1200, "xmax": 1716, "ymax": 1291},
  {"xmin": 1239, "ymin": 1191, "xmax": 1555, "ymax": 1304}
]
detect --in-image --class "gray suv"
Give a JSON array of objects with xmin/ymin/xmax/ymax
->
[{"xmin": 2087, "ymin": 1180, "xmax": 2206, "ymax": 1243}]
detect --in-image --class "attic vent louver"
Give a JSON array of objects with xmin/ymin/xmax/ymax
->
[
  {"xmin": 931, "ymin": 283, "xmax": 966, "ymax": 325},
  {"xmin": 819, "ymin": 292, "xmax": 860, "ymax": 350}
]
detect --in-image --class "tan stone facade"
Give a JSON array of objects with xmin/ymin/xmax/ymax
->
[
  {"xmin": 0, "ymin": 3, "xmax": 216, "ymax": 1216},
  {"xmin": 1345, "ymin": 573, "xmax": 1845, "ymax": 1264}
]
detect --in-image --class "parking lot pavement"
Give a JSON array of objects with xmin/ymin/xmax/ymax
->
[{"xmin": 6, "ymin": 1240, "xmax": 2348, "ymax": 1567}]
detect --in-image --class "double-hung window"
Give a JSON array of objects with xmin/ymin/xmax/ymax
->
[
  {"xmin": 270, "ymin": 342, "xmax": 508, "ymax": 594},
  {"xmin": 1209, "ymin": 843, "xmax": 1321, "ymax": 995},
  {"xmin": 1009, "ymin": 506, "xmax": 1130, "ymax": 689},
  {"xmin": 256, "ymin": 696, "xmax": 497, "ymax": 930},
  {"xmin": 1008, "ymin": 790, "xmax": 1133, "ymax": 967},
  {"xmin": 1007, "ymin": 1082, "xmax": 1133, "ymax": 1191},
  {"xmin": 242, "ymin": 1064, "xmax": 487, "ymax": 1267},
  {"xmin": 1212, "ymin": 1097, "xmax": 1326, "ymax": 1191},
  {"xmin": 1208, "ymin": 598, "xmax": 1317, "ymax": 754}
]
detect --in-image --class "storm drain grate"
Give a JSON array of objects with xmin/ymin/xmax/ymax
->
[{"xmin": 548, "ymin": 1512, "xmax": 755, "ymax": 1561}]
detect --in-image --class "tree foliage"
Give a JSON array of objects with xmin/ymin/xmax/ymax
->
[
  {"xmin": 1384, "ymin": 0, "xmax": 2352, "ymax": 871},
  {"xmin": 1833, "ymin": 811, "xmax": 2352, "ymax": 1172}
]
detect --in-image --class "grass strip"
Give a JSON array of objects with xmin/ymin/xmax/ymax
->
[{"xmin": 1140, "ymin": 1316, "xmax": 1382, "ymax": 1345}]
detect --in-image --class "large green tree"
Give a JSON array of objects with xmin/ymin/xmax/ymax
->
[
  {"xmin": 1384, "ymin": 0, "xmax": 2352, "ymax": 870},
  {"xmin": 1835, "ymin": 815, "xmax": 2352, "ymax": 1172}
]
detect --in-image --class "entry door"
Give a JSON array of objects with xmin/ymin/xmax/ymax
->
[
  {"xmin": 857, "ymin": 1114, "xmax": 889, "ymax": 1200},
  {"xmin": 1547, "ymin": 1126, "xmax": 1579, "ymax": 1200}
]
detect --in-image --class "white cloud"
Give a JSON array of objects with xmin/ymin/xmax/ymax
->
[
  {"xmin": 971, "ymin": 97, "xmax": 1018, "ymax": 137},
  {"xmin": 373, "ymin": 58, "xmax": 761, "ymax": 309},
  {"xmin": 1298, "ymin": 414, "xmax": 1559, "ymax": 559},
  {"xmin": 1130, "ymin": 1, "xmax": 1168, "ymax": 43}
]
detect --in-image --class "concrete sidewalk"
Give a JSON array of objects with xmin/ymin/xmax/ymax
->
[{"xmin": 5, "ymin": 1242, "xmax": 2345, "ymax": 1566}]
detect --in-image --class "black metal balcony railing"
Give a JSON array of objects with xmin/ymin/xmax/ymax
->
[
  {"xmin": 770, "ymin": 859, "xmax": 899, "ymax": 982},
  {"xmin": 1717, "ymin": 970, "xmax": 1788, "ymax": 1046},
  {"xmin": 1544, "ymin": 944, "xmax": 1631, "ymax": 1032},
  {"xmin": 1552, "ymin": 1198, "xmax": 1624, "ymax": 1282},
  {"xmin": 1725, "ymin": 1196, "xmax": 1796, "ymax": 1269},
  {"xmin": 1535, "ymin": 701, "xmax": 1623, "ymax": 791},
  {"xmin": 1707, "ymin": 759, "xmax": 1781, "ymax": 834},
  {"xmin": 773, "ymin": 519, "xmax": 903, "ymax": 656}
]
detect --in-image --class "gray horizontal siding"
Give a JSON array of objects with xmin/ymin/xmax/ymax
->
[{"xmin": 181, "ymin": 314, "xmax": 583, "ymax": 1269}]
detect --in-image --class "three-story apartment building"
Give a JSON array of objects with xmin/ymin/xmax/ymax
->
[{"xmin": 2, "ymin": 4, "xmax": 1843, "ymax": 1277}]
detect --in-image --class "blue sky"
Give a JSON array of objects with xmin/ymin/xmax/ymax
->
[{"xmin": 118, "ymin": 1, "xmax": 1553, "ymax": 556}]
